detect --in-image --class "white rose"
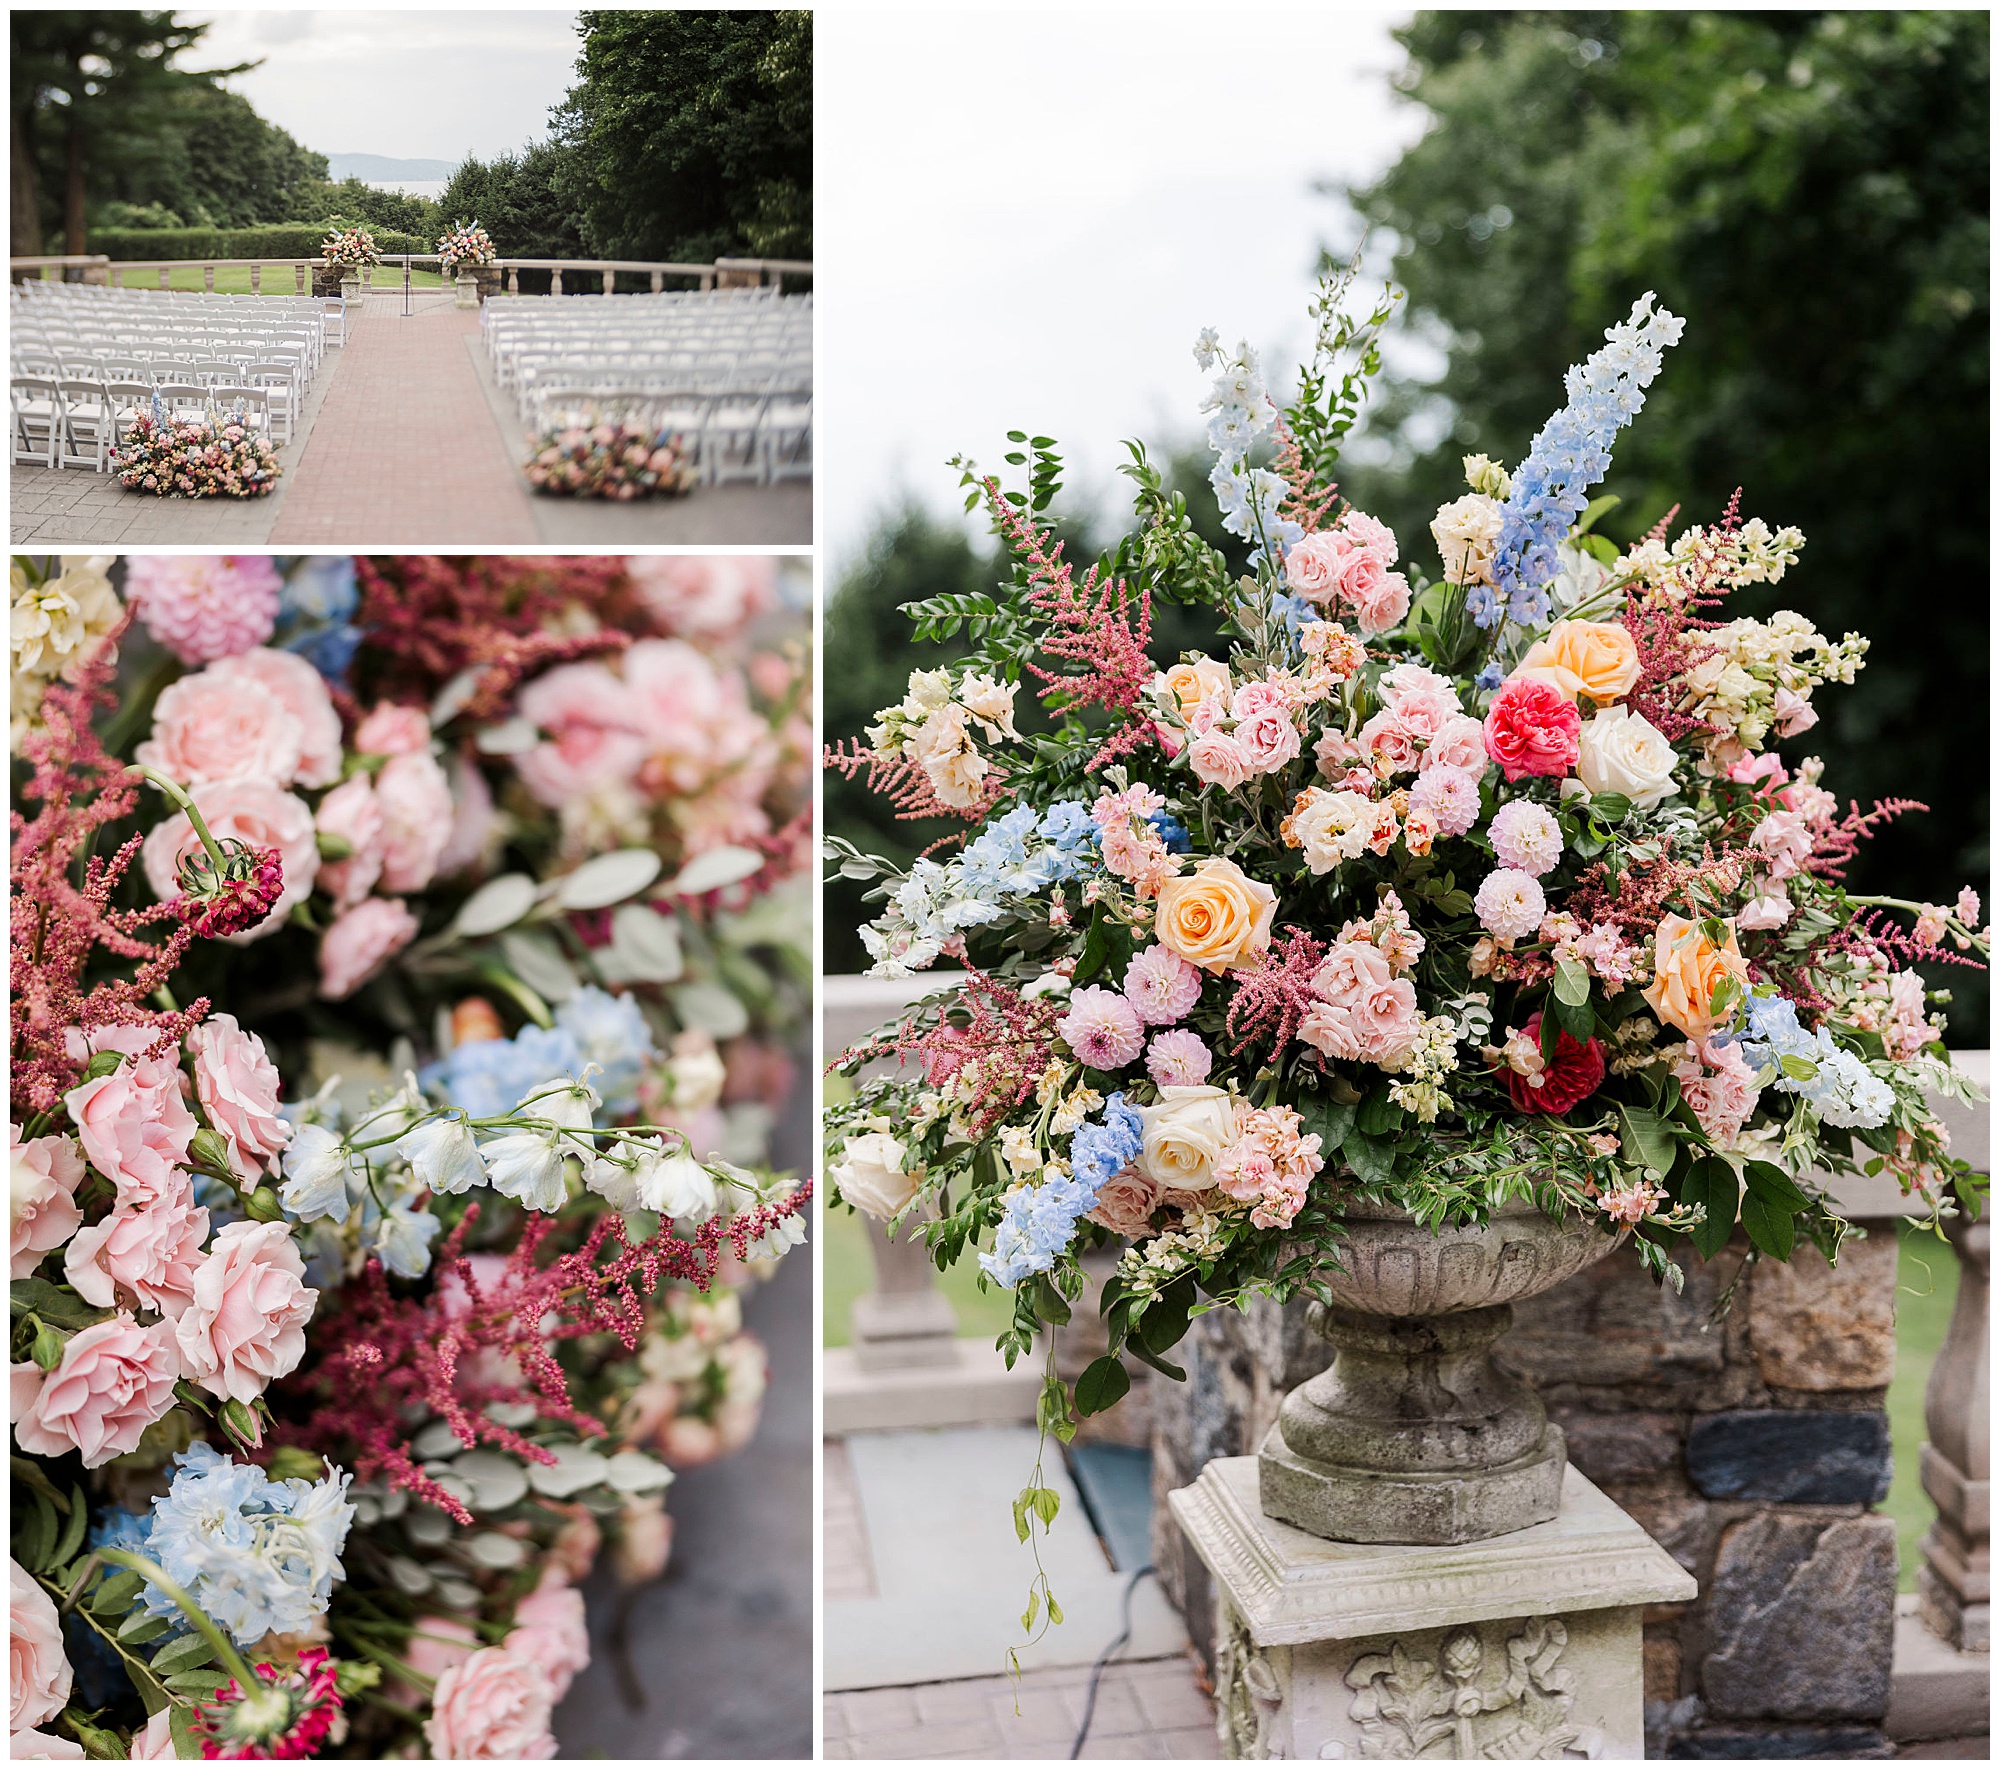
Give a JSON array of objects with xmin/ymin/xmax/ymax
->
[
  {"xmin": 1137, "ymin": 1086, "xmax": 1238, "ymax": 1191},
  {"xmin": 668, "ymin": 1043, "xmax": 727, "ymax": 1114},
  {"xmin": 832, "ymin": 1132, "xmax": 920, "ymax": 1219},
  {"xmin": 1575, "ymin": 706, "xmax": 1679, "ymax": 808},
  {"xmin": 1429, "ymin": 494, "xmax": 1503, "ymax": 586}
]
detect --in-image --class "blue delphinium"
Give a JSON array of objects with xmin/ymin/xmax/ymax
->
[
  {"xmin": 1482, "ymin": 293, "xmax": 1684, "ymax": 631},
  {"xmin": 430, "ymin": 1023, "xmax": 586, "ymax": 1120},
  {"xmin": 1039, "ymin": 801, "xmax": 1097, "ymax": 878},
  {"xmin": 978, "ymin": 1094, "xmax": 1144, "ymax": 1287},
  {"xmin": 1146, "ymin": 808, "xmax": 1192, "ymax": 854},
  {"xmin": 141, "ymin": 1444, "xmax": 355, "ymax": 1646},
  {"xmin": 1474, "ymin": 661, "xmax": 1506, "ymax": 693},
  {"xmin": 274, "ymin": 556, "xmax": 363, "ymax": 684},
  {"xmin": 1738, "ymin": 995, "xmax": 1893, "ymax": 1130},
  {"xmin": 1195, "ymin": 335, "xmax": 1302, "ymax": 566},
  {"xmin": 554, "ymin": 985, "xmax": 657, "ymax": 1116}
]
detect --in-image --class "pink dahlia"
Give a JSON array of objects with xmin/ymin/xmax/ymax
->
[
  {"xmin": 1057, "ymin": 986, "xmax": 1145, "ymax": 1071},
  {"xmin": 1146, "ymin": 1029, "xmax": 1214, "ymax": 1088},
  {"xmin": 125, "ymin": 557, "xmax": 282, "ymax": 665},
  {"xmin": 1123, "ymin": 946, "xmax": 1203, "ymax": 1025}
]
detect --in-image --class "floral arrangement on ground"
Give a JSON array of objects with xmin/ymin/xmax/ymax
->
[
  {"xmin": 112, "ymin": 409, "xmax": 281, "ymax": 501},
  {"xmin": 825, "ymin": 271, "xmax": 1988, "ymax": 1467},
  {"xmin": 525, "ymin": 422, "xmax": 696, "ymax": 501},
  {"xmin": 10, "ymin": 552, "xmax": 812, "ymax": 1758}
]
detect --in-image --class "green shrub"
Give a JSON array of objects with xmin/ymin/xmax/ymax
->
[{"xmin": 89, "ymin": 225, "xmax": 432, "ymax": 261}]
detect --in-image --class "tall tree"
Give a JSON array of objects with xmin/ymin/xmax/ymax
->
[
  {"xmin": 551, "ymin": 9, "xmax": 812, "ymax": 263},
  {"xmin": 1337, "ymin": 9, "xmax": 1990, "ymax": 1038},
  {"xmin": 10, "ymin": 11, "xmax": 250, "ymax": 253}
]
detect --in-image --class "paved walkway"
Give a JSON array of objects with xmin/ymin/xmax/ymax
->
[{"xmin": 270, "ymin": 303, "xmax": 540, "ymax": 545}]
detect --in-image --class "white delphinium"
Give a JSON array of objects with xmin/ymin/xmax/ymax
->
[
  {"xmin": 395, "ymin": 1115, "xmax": 487, "ymax": 1195},
  {"xmin": 279, "ymin": 1124, "xmax": 360, "ymax": 1224}
]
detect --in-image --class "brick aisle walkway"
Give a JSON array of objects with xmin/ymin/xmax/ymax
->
[{"xmin": 270, "ymin": 305, "xmax": 540, "ymax": 545}]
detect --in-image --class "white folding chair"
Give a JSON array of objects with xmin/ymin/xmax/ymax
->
[
  {"xmin": 11, "ymin": 376, "xmax": 62, "ymax": 467},
  {"xmin": 57, "ymin": 379, "xmax": 114, "ymax": 471}
]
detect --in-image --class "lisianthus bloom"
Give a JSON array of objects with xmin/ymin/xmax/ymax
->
[{"xmin": 1503, "ymin": 1014, "xmax": 1605, "ymax": 1116}]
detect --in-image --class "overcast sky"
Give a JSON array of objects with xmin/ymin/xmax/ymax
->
[
  {"xmin": 183, "ymin": 8, "xmax": 581, "ymax": 166},
  {"xmin": 818, "ymin": 6, "xmax": 1424, "ymax": 575}
]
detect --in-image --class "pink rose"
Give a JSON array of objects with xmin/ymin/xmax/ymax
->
[
  {"xmin": 134, "ymin": 671, "xmax": 303, "ymax": 789},
  {"xmin": 1283, "ymin": 532, "xmax": 1346, "ymax": 607},
  {"xmin": 1421, "ymin": 714, "xmax": 1489, "ymax": 775},
  {"xmin": 173, "ymin": 1220, "xmax": 317, "ymax": 1404},
  {"xmin": 622, "ymin": 640, "xmax": 772, "ymax": 793},
  {"xmin": 515, "ymin": 662, "xmax": 648, "ymax": 807},
  {"xmin": 63, "ymin": 1034, "xmax": 197, "ymax": 1210},
  {"xmin": 375, "ymin": 750, "xmax": 453, "ymax": 893},
  {"xmin": 11, "ymin": 1129, "xmax": 85, "ymax": 1278},
  {"xmin": 1482, "ymin": 678, "xmax": 1582, "ymax": 783},
  {"xmin": 11, "ymin": 1728, "xmax": 86, "ymax": 1759},
  {"xmin": 1748, "ymin": 809, "xmax": 1813, "ymax": 884},
  {"xmin": 187, "ymin": 1015, "xmax": 291, "ymax": 1181},
  {"xmin": 1233, "ymin": 705, "xmax": 1301, "ymax": 774},
  {"xmin": 1085, "ymin": 1166, "xmax": 1164, "ymax": 1238},
  {"xmin": 209, "ymin": 649, "xmax": 343, "ymax": 788},
  {"xmin": 626, "ymin": 555, "xmax": 777, "ymax": 640},
  {"xmin": 508, "ymin": 1570, "xmax": 590, "ymax": 1702},
  {"xmin": 317, "ymin": 897, "xmax": 420, "ymax": 1000},
  {"xmin": 434, "ymin": 752, "xmax": 499, "ymax": 881},
  {"xmin": 353, "ymin": 702, "xmax": 432, "ymax": 757},
  {"xmin": 548, "ymin": 1509, "xmax": 602, "ymax": 1585},
  {"xmin": 391, "ymin": 1616, "xmax": 479, "ymax": 1706},
  {"xmin": 143, "ymin": 779, "xmax": 318, "ymax": 942},
  {"xmin": 11, "ymin": 1557, "xmax": 72, "ymax": 1733},
  {"xmin": 612, "ymin": 1494, "xmax": 674, "ymax": 1584},
  {"xmin": 1349, "ymin": 568, "xmax": 1412, "ymax": 637},
  {"xmin": 12, "ymin": 1313, "xmax": 181, "ymax": 1467},
  {"xmin": 1188, "ymin": 729, "xmax": 1254, "ymax": 789},
  {"xmin": 313, "ymin": 775, "xmax": 383, "ymax": 911},
  {"xmin": 423, "ymin": 1647, "xmax": 557, "ymax": 1760},
  {"xmin": 1299, "ymin": 940, "xmax": 1422, "ymax": 1067},
  {"xmin": 1673, "ymin": 1039, "xmax": 1760, "ymax": 1145},
  {"xmin": 65, "ymin": 1170, "xmax": 208, "ymax": 1318},
  {"xmin": 1360, "ymin": 709, "xmax": 1420, "ymax": 776},
  {"xmin": 127, "ymin": 1711, "xmax": 176, "ymax": 1760}
]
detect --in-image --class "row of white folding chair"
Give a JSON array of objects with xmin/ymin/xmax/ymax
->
[
  {"xmin": 16, "ymin": 350, "xmax": 309, "ymax": 413},
  {"xmin": 19, "ymin": 326, "xmax": 321, "ymax": 370},
  {"xmin": 514, "ymin": 363, "xmax": 811, "ymax": 424},
  {"xmin": 492, "ymin": 332, "xmax": 810, "ymax": 390},
  {"xmin": 529, "ymin": 386, "xmax": 811, "ymax": 487},
  {"xmin": 12, "ymin": 377, "xmax": 276, "ymax": 472}
]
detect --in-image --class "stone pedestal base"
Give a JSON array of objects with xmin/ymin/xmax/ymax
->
[
  {"xmin": 1172, "ymin": 1457, "xmax": 1696, "ymax": 1760},
  {"xmin": 455, "ymin": 274, "xmax": 480, "ymax": 309},
  {"xmin": 851, "ymin": 1287, "xmax": 960, "ymax": 1371}
]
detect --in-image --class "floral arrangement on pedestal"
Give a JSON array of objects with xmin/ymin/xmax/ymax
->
[
  {"xmin": 318, "ymin": 228, "xmax": 379, "ymax": 276},
  {"xmin": 111, "ymin": 406, "xmax": 282, "ymax": 501},
  {"xmin": 10, "ymin": 554, "xmax": 810, "ymax": 1758},
  {"xmin": 525, "ymin": 422, "xmax": 697, "ymax": 501},
  {"xmin": 825, "ymin": 275, "xmax": 1986, "ymax": 1623},
  {"xmin": 435, "ymin": 222, "xmax": 498, "ymax": 277}
]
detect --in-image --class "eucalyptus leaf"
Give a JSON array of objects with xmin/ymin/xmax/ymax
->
[
  {"xmin": 672, "ymin": 981, "xmax": 750, "ymax": 1040},
  {"xmin": 499, "ymin": 931, "xmax": 581, "ymax": 1004},
  {"xmin": 595, "ymin": 903, "xmax": 684, "ymax": 985},
  {"xmin": 451, "ymin": 873, "xmax": 537, "ymax": 938},
  {"xmin": 1553, "ymin": 957, "xmax": 1592, "ymax": 1008},
  {"xmin": 555, "ymin": 849, "xmax": 662, "ymax": 910},
  {"xmin": 665, "ymin": 844, "xmax": 765, "ymax": 897}
]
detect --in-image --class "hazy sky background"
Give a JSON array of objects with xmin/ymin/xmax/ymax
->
[
  {"xmin": 183, "ymin": 9, "xmax": 581, "ymax": 165},
  {"xmin": 819, "ymin": 7, "xmax": 1423, "ymax": 575}
]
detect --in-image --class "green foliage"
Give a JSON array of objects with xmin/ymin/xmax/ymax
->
[
  {"xmin": 551, "ymin": 9, "xmax": 812, "ymax": 262},
  {"xmin": 1339, "ymin": 8, "xmax": 1989, "ymax": 1040},
  {"xmin": 434, "ymin": 144, "xmax": 590, "ymax": 281},
  {"xmin": 91, "ymin": 225, "xmax": 431, "ymax": 261}
]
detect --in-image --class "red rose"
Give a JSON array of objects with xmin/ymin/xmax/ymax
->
[
  {"xmin": 1505, "ymin": 1012, "xmax": 1606, "ymax": 1115},
  {"xmin": 1483, "ymin": 678, "xmax": 1583, "ymax": 782}
]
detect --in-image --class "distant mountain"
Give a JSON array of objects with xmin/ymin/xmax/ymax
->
[{"xmin": 327, "ymin": 153, "xmax": 458, "ymax": 184}]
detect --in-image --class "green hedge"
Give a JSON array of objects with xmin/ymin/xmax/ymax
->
[{"xmin": 90, "ymin": 226, "xmax": 432, "ymax": 262}]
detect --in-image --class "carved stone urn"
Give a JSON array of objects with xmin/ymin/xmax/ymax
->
[{"xmin": 1259, "ymin": 1197, "xmax": 1624, "ymax": 1546}]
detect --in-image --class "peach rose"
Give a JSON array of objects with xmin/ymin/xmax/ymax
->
[
  {"xmin": 142, "ymin": 779, "xmax": 318, "ymax": 943},
  {"xmin": 375, "ymin": 751, "xmax": 454, "ymax": 894},
  {"xmin": 318, "ymin": 897, "xmax": 419, "ymax": 1001},
  {"xmin": 352, "ymin": 701, "xmax": 432, "ymax": 757},
  {"xmin": 1154, "ymin": 858, "xmax": 1277, "ymax": 972},
  {"xmin": 174, "ymin": 1220, "xmax": 317, "ymax": 1404},
  {"xmin": 424, "ymin": 1647, "xmax": 557, "ymax": 1760},
  {"xmin": 134, "ymin": 671, "xmax": 302, "ymax": 788},
  {"xmin": 1298, "ymin": 940, "xmax": 1422, "ymax": 1067},
  {"xmin": 1187, "ymin": 729, "xmax": 1254, "ymax": 790},
  {"xmin": 1085, "ymin": 1166, "xmax": 1164, "ymax": 1238},
  {"xmin": 210, "ymin": 648, "xmax": 343, "ymax": 787},
  {"xmin": 508, "ymin": 1570, "xmax": 590, "ymax": 1702},
  {"xmin": 1512, "ymin": 620, "xmax": 1642, "ymax": 704},
  {"xmin": 313, "ymin": 775, "xmax": 383, "ymax": 910},
  {"xmin": 63, "ymin": 1033, "xmax": 197, "ymax": 1209},
  {"xmin": 12, "ymin": 1313, "xmax": 181, "ymax": 1467},
  {"xmin": 64, "ymin": 1171, "xmax": 208, "ymax": 1319},
  {"xmin": 11, "ymin": 1128, "xmax": 85, "ymax": 1278},
  {"xmin": 187, "ymin": 1014, "xmax": 291, "ymax": 1182},
  {"xmin": 1162, "ymin": 657, "xmax": 1232, "ymax": 714},
  {"xmin": 1643, "ymin": 913, "xmax": 1752, "ymax": 1041},
  {"xmin": 11, "ymin": 1556, "xmax": 72, "ymax": 1732}
]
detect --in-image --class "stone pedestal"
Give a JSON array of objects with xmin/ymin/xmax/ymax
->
[
  {"xmin": 1917, "ymin": 1213, "xmax": 1990, "ymax": 1652},
  {"xmin": 454, "ymin": 273, "xmax": 480, "ymax": 310},
  {"xmin": 1173, "ymin": 1457, "xmax": 1696, "ymax": 1760},
  {"xmin": 850, "ymin": 1213, "xmax": 957, "ymax": 1372}
]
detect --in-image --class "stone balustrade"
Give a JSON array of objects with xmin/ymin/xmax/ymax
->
[{"xmin": 10, "ymin": 254, "xmax": 813, "ymax": 297}]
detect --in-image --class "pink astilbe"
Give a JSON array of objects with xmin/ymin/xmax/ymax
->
[
  {"xmin": 10, "ymin": 633, "xmax": 209, "ymax": 1118},
  {"xmin": 1224, "ymin": 927, "xmax": 1329, "ymax": 1058},
  {"xmin": 289, "ymin": 1183, "xmax": 810, "ymax": 1524},
  {"xmin": 1618, "ymin": 492, "xmax": 1735, "ymax": 744},
  {"xmin": 823, "ymin": 738, "xmax": 1005, "ymax": 825},
  {"xmin": 1271, "ymin": 419, "xmax": 1340, "ymax": 538},
  {"xmin": 1806, "ymin": 797, "xmax": 1928, "ymax": 881}
]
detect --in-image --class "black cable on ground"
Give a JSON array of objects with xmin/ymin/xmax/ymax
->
[{"xmin": 1070, "ymin": 1563, "xmax": 1156, "ymax": 1759}]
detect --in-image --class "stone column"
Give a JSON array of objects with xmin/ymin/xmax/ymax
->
[
  {"xmin": 848, "ymin": 1212, "xmax": 957, "ymax": 1372},
  {"xmin": 1173, "ymin": 1459, "xmax": 1695, "ymax": 1759},
  {"xmin": 1917, "ymin": 1210, "xmax": 1990, "ymax": 1651}
]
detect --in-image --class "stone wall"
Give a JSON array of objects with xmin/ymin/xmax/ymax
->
[{"xmin": 1150, "ymin": 1224, "xmax": 1905, "ymax": 1758}]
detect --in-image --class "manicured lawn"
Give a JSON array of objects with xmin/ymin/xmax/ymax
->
[
  {"xmin": 96, "ymin": 265, "xmax": 447, "ymax": 295},
  {"xmin": 1886, "ymin": 1216, "xmax": 1963, "ymax": 1591}
]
